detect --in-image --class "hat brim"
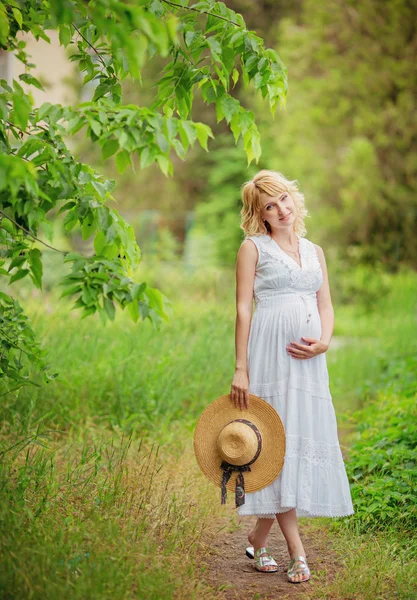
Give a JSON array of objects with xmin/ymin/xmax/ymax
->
[{"xmin": 193, "ymin": 394, "xmax": 285, "ymax": 493}]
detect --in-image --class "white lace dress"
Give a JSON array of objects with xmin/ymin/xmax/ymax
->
[{"xmin": 237, "ymin": 234, "xmax": 354, "ymax": 518}]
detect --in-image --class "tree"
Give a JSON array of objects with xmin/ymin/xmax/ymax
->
[{"xmin": 0, "ymin": 0, "xmax": 288, "ymax": 394}]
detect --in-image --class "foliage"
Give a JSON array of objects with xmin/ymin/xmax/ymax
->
[
  {"xmin": 344, "ymin": 351, "xmax": 417, "ymax": 533},
  {"xmin": 0, "ymin": 0, "xmax": 288, "ymax": 393},
  {"xmin": 0, "ymin": 291, "xmax": 57, "ymax": 391}
]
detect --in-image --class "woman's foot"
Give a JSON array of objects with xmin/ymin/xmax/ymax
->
[
  {"xmin": 247, "ymin": 528, "xmax": 277, "ymax": 572},
  {"xmin": 287, "ymin": 553, "xmax": 310, "ymax": 583}
]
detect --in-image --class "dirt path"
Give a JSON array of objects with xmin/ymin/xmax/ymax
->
[{"xmin": 198, "ymin": 508, "xmax": 345, "ymax": 600}]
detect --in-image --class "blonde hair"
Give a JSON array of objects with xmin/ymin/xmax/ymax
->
[{"xmin": 240, "ymin": 170, "xmax": 309, "ymax": 238}]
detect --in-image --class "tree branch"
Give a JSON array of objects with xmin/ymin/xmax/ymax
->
[
  {"xmin": 0, "ymin": 211, "xmax": 68, "ymax": 255},
  {"xmin": 71, "ymin": 22, "xmax": 111, "ymax": 73},
  {"xmin": 161, "ymin": 0, "xmax": 242, "ymax": 28}
]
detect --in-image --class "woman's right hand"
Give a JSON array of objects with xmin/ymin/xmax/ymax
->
[{"xmin": 231, "ymin": 368, "xmax": 250, "ymax": 410}]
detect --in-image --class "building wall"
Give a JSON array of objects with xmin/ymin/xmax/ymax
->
[{"xmin": 1, "ymin": 30, "xmax": 78, "ymax": 108}]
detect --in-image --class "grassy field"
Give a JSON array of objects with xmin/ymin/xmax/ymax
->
[{"xmin": 1, "ymin": 263, "xmax": 416, "ymax": 598}]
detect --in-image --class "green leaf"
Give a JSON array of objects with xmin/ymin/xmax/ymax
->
[
  {"xmin": 185, "ymin": 30, "xmax": 199, "ymax": 48},
  {"xmin": 63, "ymin": 209, "xmax": 79, "ymax": 232},
  {"xmin": 103, "ymin": 244, "xmax": 119, "ymax": 259},
  {"xmin": 104, "ymin": 297, "xmax": 115, "ymax": 320},
  {"xmin": 220, "ymin": 95, "xmax": 240, "ymax": 124},
  {"xmin": 115, "ymin": 150, "xmax": 131, "ymax": 174},
  {"xmin": 58, "ymin": 24, "xmax": 72, "ymax": 46},
  {"xmin": 19, "ymin": 74, "xmax": 45, "ymax": 92},
  {"xmin": 206, "ymin": 37, "xmax": 222, "ymax": 62},
  {"xmin": 81, "ymin": 217, "xmax": 96, "ymax": 240},
  {"xmin": 12, "ymin": 92, "xmax": 30, "ymax": 130},
  {"xmin": 0, "ymin": 292, "xmax": 14, "ymax": 304},
  {"xmin": 81, "ymin": 306, "xmax": 97, "ymax": 319},
  {"xmin": 0, "ymin": 5, "xmax": 9, "ymax": 45},
  {"xmin": 8, "ymin": 255, "xmax": 27, "ymax": 271},
  {"xmin": 97, "ymin": 206, "xmax": 110, "ymax": 230},
  {"xmin": 155, "ymin": 154, "xmax": 171, "ymax": 177},
  {"xmin": 57, "ymin": 201, "xmax": 76, "ymax": 215},
  {"xmin": 94, "ymin": 230, "xmax": 106, "ymax": 255},
  {"xmin": 63, "ymin": 252, "xmax": 84, "ymax": 263},
  {"xmin": 9, "ymin": 268, "xmax": 30, "ymax": 284},
  {"xmin": 11, "ymin": 7, "xmax": 22, "ymax": 28},
  {"xmin": 60, "ymin": 284, "xmax": 82, "ymax": 299},
  {"xmin": 128, "ymin": 300, "xmax": 140, "ymax": 323},
  {"xmin": 178, "ymin": 121, "xmax": 197, "ymax": 150},
  {"xmin": 131, "ymin": 282, "xmax": 146, "ymax": 301},
  {"xmin": 81, "ymin": 285, "xmax": 94, "ymax": 305},
  {"xmin": 0, "ymin": 218, "xmax": 14, "ymax": 235},
  {"xmin": 28, "ymin": 248, "xmax": 43, "ymax": 289},
  {"xmin": 37, "ymin": 102, "xmax": 53, "ymax": 121},
  {"xmin": 144, "ymin": 286, "xmax": 170, "ymax": 321},
  {"xmin": 194, "ymin": 122, "xmax": 214, "ymax": 151},
  {"xmin": 102, "ymin": 139, "xmax": 119, "ymax": 160},
  {"xmin": 139, "ymin": 146, "xmax": 157, "ymax": 169},
  {"xmin": 67, "ymin": 115, "xmax": 85, "ymax": 134}
]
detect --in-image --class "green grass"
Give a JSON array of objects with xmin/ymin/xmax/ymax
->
[{"xmin": 0, "ymin": 264, "xmax": 416, "ymax": 599}]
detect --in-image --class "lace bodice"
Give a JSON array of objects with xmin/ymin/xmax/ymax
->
[{"xmin": 244, "ymin": 234, "xmax": 323, "ymax": 303}]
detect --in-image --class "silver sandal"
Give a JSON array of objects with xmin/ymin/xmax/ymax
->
[
  {"xmin": 287, "ymin": 555, "xmax": 311, "ymax": 583},
  {"xmin": 246, "ymin": 546, "xmax": 278, "ymax": 573}
]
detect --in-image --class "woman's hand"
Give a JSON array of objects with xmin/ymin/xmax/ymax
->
[
  {"xmin": 231, "ymin": 368, "xmax": 250, "ymax": 410},
  {"xmin": 286, "ymin": 337, "xmax": 329, "ymax": 360}
]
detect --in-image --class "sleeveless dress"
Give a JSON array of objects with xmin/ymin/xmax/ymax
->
[{"xmin": 237, "ymin": 234, "xmax": 354, "ymax": 519}]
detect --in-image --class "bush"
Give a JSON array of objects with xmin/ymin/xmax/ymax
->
[{"xmin": 343, "ymin": 351, "xmax": 417, "ymax": 533}]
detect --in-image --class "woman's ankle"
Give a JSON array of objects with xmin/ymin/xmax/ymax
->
[
  {"xmin": 287, "ymin": 542, "xmax": 306, "ymax": 558},
  {"xmin": 288, "ymin": 549, "xmax": 306, "ymax": 560},
  {"xmin": 248, "ymin": 531, "xmax": 269, "ymax": 550}
]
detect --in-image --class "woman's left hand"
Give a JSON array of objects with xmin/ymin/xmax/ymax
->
[{"xmin": 286, "ymin": 337, "xmax": 328, "ymax": 359}]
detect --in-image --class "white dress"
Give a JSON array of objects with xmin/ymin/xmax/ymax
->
[{"xmin": 237, "ymin": 234, "xmax": 354, "ymax": 519}]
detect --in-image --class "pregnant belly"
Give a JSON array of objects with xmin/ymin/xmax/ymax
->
[
  {"xmin": 248, "ymin": 303, "xmax": 322, "ymax": 383},
  {"xmin": 249, "ymin": 301, "xmax": 322, "ymax": 358}
]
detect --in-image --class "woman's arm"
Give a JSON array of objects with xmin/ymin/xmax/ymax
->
[
  {"xmin": 314, "ymin": 244, "xmax": 334, "ymax": 349},
  {"xmin": 231, "ymin": 239, "xmax": 257, "ymax": 410}
]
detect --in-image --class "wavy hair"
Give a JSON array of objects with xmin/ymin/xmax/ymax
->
[{"xmin": 240, "ymin": 170, "xmax": 309, "ymax": 238}]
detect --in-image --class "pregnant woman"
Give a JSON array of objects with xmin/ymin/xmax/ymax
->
[{"xmin": 231, "ymin": 169, "xmax": 354, "ymax": 583}]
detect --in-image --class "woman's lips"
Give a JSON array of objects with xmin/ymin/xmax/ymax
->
[{"xmin": 279, "ymin": 213, "xmax": 291, "ymax": 221}]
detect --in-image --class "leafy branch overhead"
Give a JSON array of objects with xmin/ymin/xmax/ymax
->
[{"xmin": 0, "ymin": 0, "xmax": 288, "ymax": 392}]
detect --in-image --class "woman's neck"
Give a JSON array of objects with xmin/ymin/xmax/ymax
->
[{"xmin": 268, "ymin": 229, "xmax": 298, "ymax": 247}]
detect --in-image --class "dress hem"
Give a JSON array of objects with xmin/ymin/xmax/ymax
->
[
  {"xmin": 237, "ymin": 499, "xmax": 355, "ymax": 519},
  {"xmin": 237, "ymin": 507, "xmax": 355, "ymax": 518}
]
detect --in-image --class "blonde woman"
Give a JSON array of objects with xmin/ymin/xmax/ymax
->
[{"xmin": 231, "ymin": 170, "xmax": 354, "ymax": 583}]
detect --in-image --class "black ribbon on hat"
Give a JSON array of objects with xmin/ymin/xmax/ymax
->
[{"xmin": 220, "ymin": 419, "xmax": 263, "ymax": 508}]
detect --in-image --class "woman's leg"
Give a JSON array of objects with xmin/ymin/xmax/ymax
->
[
  {"xmin": 276, "ymin": 509, "xmax": 309, "ymax": 582},
  {"xmin": 247, "ymin": 517, "xmax": 276, "ymax": 571}
]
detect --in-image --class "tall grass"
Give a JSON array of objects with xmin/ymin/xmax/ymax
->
[{"xmin": 0, "ymin": 425, "xmax": 220, "ymax": 599}]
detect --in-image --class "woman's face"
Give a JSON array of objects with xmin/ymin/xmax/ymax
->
[{"xmin": 260, "ymin": 190, "xmax": 297, "ymax": 231}]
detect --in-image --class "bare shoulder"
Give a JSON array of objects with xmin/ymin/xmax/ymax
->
[
  {"xmin": 237, "ymin": 237, "xmax": 258, "ymax": 263},
  {"xmin": 313, "ymin": 242, "xmax": 326, "ymax": 261},
  {"xmin": 240, "ymin": 237, "xmax": 256, "ymax": 251}
]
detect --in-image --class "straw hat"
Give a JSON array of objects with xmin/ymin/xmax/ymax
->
[{"xmin": 193, "ymin": 393, "xmax": 286, "ymax": 507}]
